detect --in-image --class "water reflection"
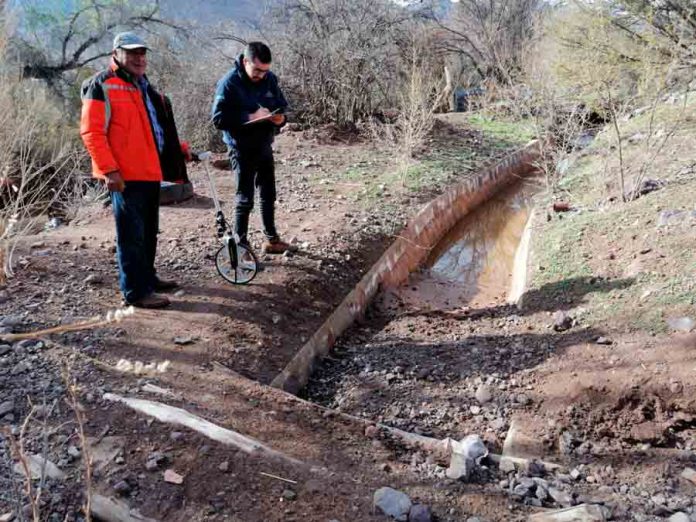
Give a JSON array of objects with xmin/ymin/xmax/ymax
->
[{"xmin": 395, "ymin": 179, "xmax": 539, "ymax": 309}]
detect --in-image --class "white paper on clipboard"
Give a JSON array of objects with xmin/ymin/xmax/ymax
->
[{"xmin": 244, "ymin": 108, "xmax": 280, "ymax": 125}]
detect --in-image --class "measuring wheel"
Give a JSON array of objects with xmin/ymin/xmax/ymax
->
[{"xmin": 215, "ymin": 239, "xmax": 258, "ymax": 284}]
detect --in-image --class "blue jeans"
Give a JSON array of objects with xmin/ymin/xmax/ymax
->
[{"xmin": 111, "ymin": 181, "xmax": 160, "ymax": 303}]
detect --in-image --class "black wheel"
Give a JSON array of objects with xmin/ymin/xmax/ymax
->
[{"xmin": 215, "ymin": 241, "xmax": 258, "ymax": 284}]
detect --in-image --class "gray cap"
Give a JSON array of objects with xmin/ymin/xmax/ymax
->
[{"xmin": 113, "ymin": 32, "xmax": 148, "ymax": 51}]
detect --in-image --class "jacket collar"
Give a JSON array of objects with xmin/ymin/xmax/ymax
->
[{"xmin": 234, "ymin": 54, "xmax": 248, "ymax": 82}]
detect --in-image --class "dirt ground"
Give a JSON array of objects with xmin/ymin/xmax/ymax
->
[
  {"xmin": 0, "ymin": 117, "xmax": 531, "ymax": 522},
  {"xmin": 2, "ymin": 110, "xmax": 695, "ymax": 522},
  {"xmin": 306, "ymin": 106, "xmax": 696, "ymax": 520}
]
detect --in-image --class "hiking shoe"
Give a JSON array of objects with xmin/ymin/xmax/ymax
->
[
  {"xmin": 262, "ymin": 238, "xmax": 292, "ymax": 255},
  {"xmin": 154, "ymin": 278, "xmax": 179, "ymax": 292},
  {"xmin": 129, "ymin": 294, "xmax": 170, "ymax": 309}
]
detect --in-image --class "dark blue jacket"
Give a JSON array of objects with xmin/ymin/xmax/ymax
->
[{"xmin": 211, "ymin": 54, "xmax": 288, "ymax": 152}]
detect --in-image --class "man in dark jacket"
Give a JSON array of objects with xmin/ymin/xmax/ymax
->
[{"xmin": 211, "ymin": 42, "xmax": 290, "ymax": 254}]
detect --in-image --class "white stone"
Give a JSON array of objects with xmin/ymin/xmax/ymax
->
[
  {"xmin": 680, "ymin": 467, "xmax": 696, "ymax": 485},
  {"xmin": 548, "ymin": 487, "xmax": 573, "ymax": 507},
  {"xmin": 668, "ymin": 513, "xmax": 690, "ymax": 522},
  {"xmin": 0, "ymin": 400, "xmax": 14, "ymax": 416},
  {"xmin": 667, "ymin": 317, "xmax": 695, "ymax": 332},
  {"xmin": 90, "ymin": 494, "xmax": 158, "ymax": 522},
  {"xmin": 446, "ymin": 434, "xmax": 488, "ymax": 480},
  {"xmin": 475, "ymin": 385, "xmax": 493, "ymax": 404},
  {"xmin": 13, "ymin": 454, "xmax": 66, "ymax": 480}
]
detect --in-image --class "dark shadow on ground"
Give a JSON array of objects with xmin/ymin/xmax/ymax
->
[{"xmin": 94, "ymin": 229, "xmax": 395, "ymax": 385}]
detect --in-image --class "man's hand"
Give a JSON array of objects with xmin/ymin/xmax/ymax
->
[
  {"xmin": 249, "ymin": 107, "xmax": 271, "ymax": 121},
  {"xmin": 270, "ymin": 113, "xmax": 285, "ymax": 126},
  {"xmin": 104, "ymin": 170, "xmax": 125, "ymax": 192}
]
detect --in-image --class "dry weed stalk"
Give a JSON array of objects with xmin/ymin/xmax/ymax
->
[
  {"xmin": 62, "ymin": 367, "xmax": 93, "ymax": 522},
  {"xmin": 2, "ymin": 373, "xmax": 97, "ymax": 521},
  {"xmin": 369, "ymin": 38, "xmax": 448, "ymax": 186},
  {"xmin": 0, "ymin": 305, "xmax": 135, "ymax": 343},
  {"xmin": 2, "ymin": 406, "xmax": 41, "ymax": 521},
  {"xmin": 397, "ymin": 47, "xmax": 446, "ymax": 163},
  {"xmin": 0, "ymin": 74, "xmax": 83, "ymax": 279}
]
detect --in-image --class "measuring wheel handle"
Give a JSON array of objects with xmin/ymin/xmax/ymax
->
[{"xmin": 194, "ymin": 150, "xmax": 259, "ymax": 285}]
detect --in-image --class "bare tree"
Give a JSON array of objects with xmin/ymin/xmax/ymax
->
[
  {"xmin": 430, "ymin": 0, "xmax": 544, "ymax": 86},
  {"xmin": 263, "ymin": 0, "xmax": 417, "ymax": 125},
  {"xmin": 609, "ymin": 0, "xmax": 696, "ymax": 67},
  {"xmin": 7, "ymin": 0, "xmax": 184, "ymax": 90}
]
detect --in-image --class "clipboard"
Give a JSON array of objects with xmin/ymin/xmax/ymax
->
[{"xmin": 244, "ymin": 108, "xmax": 281, "ymax": 125}]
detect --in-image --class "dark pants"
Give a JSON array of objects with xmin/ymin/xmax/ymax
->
[
  {"xmin": 111, "ymin": 181, "xmax": 160, "ymax": 303},
  {"xmin": 228, "ymin": 146, "xmax": 278, "ymax": 244}
]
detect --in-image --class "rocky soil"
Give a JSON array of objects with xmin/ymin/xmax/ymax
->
[
  {"xmin": 0, "ymin": 118, "xmax": 534, "ymax": 521},
  {"xmin": 3, "ymin": 110, "xmax": 694, "ymax": 521},
  {"xmin": 305, "ymin": 116, "xmax": 696, "ymax": 520}
]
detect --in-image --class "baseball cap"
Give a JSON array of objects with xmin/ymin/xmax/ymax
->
[{"xmin": 113, "ymin": 32, "xmax": 148, "ymax": 51}]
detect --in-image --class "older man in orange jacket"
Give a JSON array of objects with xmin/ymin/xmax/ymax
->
[{"xmin": 80, "ymin": 32, "xmax": 190, "ymax": 308}]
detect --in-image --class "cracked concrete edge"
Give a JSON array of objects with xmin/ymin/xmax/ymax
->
[
  {"xmin": 488, "ymin": 453, "xmax": 564, "ymax": 473},
  {"xmin": 196, "ymin": 359, "xmax": 566, "ymax": 474},
  {"xmin": 270, "ymin": 141, "xmax": 543, "ymax": 394}
]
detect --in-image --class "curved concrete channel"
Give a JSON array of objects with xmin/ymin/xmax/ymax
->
[
  {"xmin": 271, "ymin": 141, "xmax": 543, "ymax": 395},
  {"xmin": 387, "ymin": 178, "xmax": 538, "ymax": 312}
]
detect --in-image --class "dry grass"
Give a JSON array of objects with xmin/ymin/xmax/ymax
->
[
  {"xmin": 63, "ymin": 367, "xmax": 93, "ymax": 522},
  {"xmin": 0, "ymin": 78, "xmax": 83, "ymax": 279},
  {"xmin": 368, "ymin": 35, "xmax": 449, "ymax": 186},
  {"xmin": 2, "ymin": 404, "xmax": 45, "ymax": 521}
]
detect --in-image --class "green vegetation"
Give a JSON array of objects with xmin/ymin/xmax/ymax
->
[
  {"xmin": 466, "ymin": 114, "xmax": 536, "ymax": 147},
  {"xmin": 528, "ymin": 98, "xmax": 696, "ymax": 334},
  {"xmin": 327, "ymin": 114, "xmax": 528, "ymax": 207}
]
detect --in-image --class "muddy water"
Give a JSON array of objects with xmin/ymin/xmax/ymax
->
[{"xmin": 389, "ymin": 180, "xmax": 539, "ymax": 310}]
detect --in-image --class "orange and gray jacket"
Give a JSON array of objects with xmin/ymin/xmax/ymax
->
[{"xmin": 80, "ymin": 59, "xmax": 189, "ymax": 183}]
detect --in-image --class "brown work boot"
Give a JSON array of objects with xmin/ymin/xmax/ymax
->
[
  {"xmin": 262, "ymin": 238, "xmax": 292, "ymax": 254},
  {"xmin": 154, "ymin": 277, "xmax": 179, "ymax": 292},
  {"xmin": 129, "ymin": 293, "xmax": 170, "ymax": 309}
]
